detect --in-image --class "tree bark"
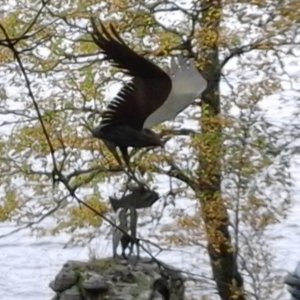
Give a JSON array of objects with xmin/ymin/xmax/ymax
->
[{"xmin": 198, "ymin": 1, "xmax": 246, "ymax": 299}]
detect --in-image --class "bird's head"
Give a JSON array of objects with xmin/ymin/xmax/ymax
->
[{"xmin": 142, "ymin": 128, "xmax": 164, "ymax": 147}]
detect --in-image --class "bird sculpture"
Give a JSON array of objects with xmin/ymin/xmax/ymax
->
[{"xmin": 90, "ymin": 19, "xmax": 207, "ymax": 165}]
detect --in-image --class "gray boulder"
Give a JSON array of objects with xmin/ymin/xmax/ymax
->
[{"xmin": 49, "ymin": 257, "xmax": 184, "ymax": 300}]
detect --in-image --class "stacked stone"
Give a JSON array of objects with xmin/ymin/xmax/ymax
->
[{"xmin": 50, "ymin": 258, "xmax": 184, "ymax": 300}]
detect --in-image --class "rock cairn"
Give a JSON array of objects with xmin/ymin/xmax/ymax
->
[
  {"xmin": 50, "ymin": 183, "xmax": 185, "ymax": 299},
  {"xmin": 50, "ymin": 258, "xmax": 184, "ymax": 300}
]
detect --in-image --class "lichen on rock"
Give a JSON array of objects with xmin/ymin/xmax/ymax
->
[{"xmin": 50, "ymin": 257, "xmax": 184, "ymax": 300}]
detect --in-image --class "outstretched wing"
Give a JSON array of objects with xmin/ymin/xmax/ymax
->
[
  {"xmin": 91, "ymin": 19, "xmax": 172, "ymax": 129},
  {"xmin": 144, "ymin": 55, "xmax": 207, "ymax": 128}
]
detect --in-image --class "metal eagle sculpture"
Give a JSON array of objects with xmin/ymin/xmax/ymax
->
[{"xmin": 90, "ymin": 19, "xmax": 207, "ymax": 165}]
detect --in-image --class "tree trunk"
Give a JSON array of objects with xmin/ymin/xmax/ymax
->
[{"xmin": 198, "ymin": 1, "xmax": 246, "ymax": 299}]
